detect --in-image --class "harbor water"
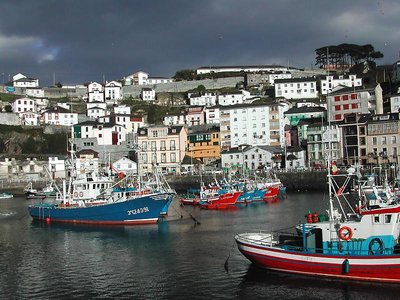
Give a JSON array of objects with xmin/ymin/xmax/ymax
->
[{"xmin": 1, "ymin": 192, "xmax": 400, "ymax": 299}]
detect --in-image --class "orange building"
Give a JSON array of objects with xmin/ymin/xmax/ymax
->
[{"xmin": 187, "ymin": 126, "xmax": 220, "ymax": 164}]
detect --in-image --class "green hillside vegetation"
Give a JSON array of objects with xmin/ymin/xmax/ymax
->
[
  {"xmin": 0, "ymin": 92, "xmax": 21, "ymax": 102},
  {"xmin": 0, "ymin": 125, "xmax": 68, "ymax": 157}
]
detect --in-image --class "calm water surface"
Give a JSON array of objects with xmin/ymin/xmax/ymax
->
[{"xmin": 1, "ymin": 192, "xmax": 400, "ymax": 299}]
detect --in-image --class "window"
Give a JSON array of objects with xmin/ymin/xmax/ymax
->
[
  {"xmin": 335, "ymin": 114, "xmax": 341, "ymax": 120},
  {"xmin": 351, "ymin": 103, "xmax": 358, "ymax": 109},
  {"xmin": 151, "ymin": 141, "xmax": 156, "ymax": 150},
  {"xmin": 170, "ymin": 153, "xmax": 176, "ymax": 162},
  {"xmin": 160, "ymin": 140, "xmax": 166, "ymax": 150},
  {"xmin": 334, "ymin": 96, "xmax": 340, "ymax": 102},
  {"xmin": 335, "ymin": 105, "xmax": 340, "ymax": 111},
  {"xmin": 170, "ymin": 140, "xmax": 176, "ymax": 150},
  {"xmin": 342, "ymin": 95, "xmax": 349, "ymax": 101},
  {"xmin": 374, "ymin": 215, "xmax": 380, "ymax": 223},
  {"xmin": 382, "ymin": 137, "xmax": 387, "ymax": 145},
  {"xmin": 351, "ymin": 93, "xmax": 357, "ymax": 99},
  {"xmin": 385, "ymin": 215, "xmax": 392, "ymax": 223},
  {"xmin": 343, "ymin": 104, "xmax": 349, "ymax": 110},
  {"xmin": 372, "ymin": 137, "xmax": 377, "ymax": 145},
  {"xmin": 392, "ymin": 136, "xmax": 397, "ymax": 144},
  {"xmin": 161, "ymin": 153, "xmax": 166, "ymax": 163}
]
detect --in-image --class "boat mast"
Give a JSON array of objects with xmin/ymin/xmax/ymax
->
[{"xmin": 326, "ymin": 47, "xmax": 335, "ymax": 224}]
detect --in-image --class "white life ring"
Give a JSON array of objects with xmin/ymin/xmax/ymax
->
[
  {"xmin": 73, "ymin": 192, "xmax": 78, "ymax": 198},
  {"xmin": 79, "ymin": 192, "xmax": 84, "ymax": 198}
]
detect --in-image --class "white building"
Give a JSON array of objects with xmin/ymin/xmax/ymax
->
[
  {"xmin": 221, "ymin": 145, "xmax": 284, "ymax": 172},
  {"xmin": 189, "ymin": 92, "xmax": 217, "ymax": 106},
  {"xmin": 86, "ymin": 101, "xmax": 107, "ymax": 119},
  {"xmin": 320, "ymin": 74, "xmax": 362, "ymax": 95},
  {"xmin": 196, "ymin": 65, "xmax": 288, "ymax": 75},
  {"xmin": 129, "ymin": 115, "xmax": 145, "ymax": 133},
  {"xmin": 12, "ymin": 73, "xmax": 39, "ymax": 88},
  {"xmin": 163, "ymin": 114, "xmax": 186, "ymax": 126},
  {"xmin": 390, "ymin": 94, "xmax": 400, "ymax": 113},
  {"xmin": 48, "ymin": 156, "xmax": 66, "ymax": 179},
  {"xmin": 220, "ymin": 103, "xmax": 271, "ymax": 150},
  {"xmin": 246, "ymin": 71, "xmax": 292, "ymax": 87},
  {"xmin": 112, "ymin": 157, "xmax": 137, "ymax": 175},
  {"xmin": 77, "ymin": 121, "xmax": 127, "ymax": 146},
  {"xmin": 12, "ymin": 97, "xmax": 36, "ymax": 113},
  {"xmin": 104, "ymin": 81, "xmax": 122, "ymax": 102},
  {"xmin": 327, "ymin": 84, "xmax": 382, "ymax": 122},
  {"xmin": 186, "ymin": 106, "xmax": 205, "ymax": 126},
  {"xmin": 87, "ymin": 82, "xmax": 104, "ymax": 102},
  {"xmin": 137, "ymin": 125, "xmax": 187, "ymax": 174},
  {"xmin": 98, "ymin": 114, "xmax": 131, "ymax": 129},
  {"xmin": 131, "ymin": 71, "xmax": 148, "ymax": 85},
  {"xmin": 20, "ymin": 111, "xmax": 41, "ymax": 126},
  {"xmin": 218, "ymin": 90, "xmax": 251, "ymax": 106},
  {"xmin": 147, "ymin": 77, "xmax": 174, "ymax": 84},
  {"xmin": 42, "ymin": 106, "xmax": 79, "ymax": 126},
  {"xmin": 141, "ymin": 88, "xmax": 155, "ymax": 101},
  {"xmin": 113, "ymin": 105, "xmax": 131, "ymax": 115},
  {"xmin": 26, "ymin": 87, "xmax": 45, "ymax": 98},
  {"xmin": 204, "ymin": 106, "xmax": 220, "ymax": 124},
  {"xmin": 275, "ymin": 78, "xmax": 318, "ymax": 99}
]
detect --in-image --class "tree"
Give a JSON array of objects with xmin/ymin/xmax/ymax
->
[
  {"xmin": 4, "ymin": 105, "xmax": 12, "ymax": 112},
  {"xmin": 173, "ymin": 69, "xmax": 196, "ymax": 81},
  {"xmin": 196, "ymin": 85, "xmax": 206, "ymax": 93},
  {"xmin": 315, "ymin": 43, "xmax": 384, "ymax": 69}
]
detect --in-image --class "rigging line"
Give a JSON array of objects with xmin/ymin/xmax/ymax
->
[
  {"xmin": 177, "ymin": 199, "xmax": 201, "ymax": 225},
  {"xmin": 224, "ymin": 240, "xmax": 236, "ymax": 273}
]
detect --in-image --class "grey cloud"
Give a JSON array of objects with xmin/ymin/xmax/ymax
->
[{"xmin": 0, "ymin": 0, "xmax": 398, "ymax": 86}]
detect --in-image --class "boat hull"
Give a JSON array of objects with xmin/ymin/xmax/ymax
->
[
  {"xmin": 28, "ymin": 193, "xmax": 174, "ymax": 225},
  {"xmin": 200, "ymin": 191, "xmax": 241, "ymax": 209},
  {"xmin": 236, "ymin": 234, "xmax": 400, "ymax": 283}
]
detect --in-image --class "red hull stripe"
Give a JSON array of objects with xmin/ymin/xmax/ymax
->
[
  {"xmin": 33, "ymin": 217, "xmax": 159, "ymax": 225},
  {"xmin": 361, "ymin": 206, "xmax": 400, "ymax": 215}
]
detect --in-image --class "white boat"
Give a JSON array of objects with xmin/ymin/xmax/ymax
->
[
  {"xmin": 0, "ymin": 192, "xmax": 13, "ymax": 199},
  {"xmin": 235, "ymin": 170, "xmax": 400, "ymax": 283}
]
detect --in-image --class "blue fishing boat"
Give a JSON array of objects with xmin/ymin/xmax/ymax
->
[
  {"xmin": 28, "ymin": 192, "xmax": 175, "ymax": 225},
  {"xmin": 28, "ymin": 127, "xmax": 176, "ymax": 225}
]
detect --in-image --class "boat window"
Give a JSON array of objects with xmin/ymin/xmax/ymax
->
[
  {"xmin": 385, "ymin": 215, "xmax": 392, "ymax": 224},
  {"xmin": 397, "ymin": 214, "xmax": 400, "ymax": 223},
  {"xmin": 374, "ymin": 215, "xmax": 380, "ymax": 223}
]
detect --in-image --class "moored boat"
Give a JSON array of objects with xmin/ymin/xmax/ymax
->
[
  {"xmin": 0, "ymin": 192, "xmax": 13, "ymax": 199},
  {"xmin": 24, "ymin": 182, "xmax": 57, "ymax": 199},
  {"xmin": 235, "ymin": 171, "xmax": 400, "ymax": 283},
  {"xmin": 200, "ymin": 191, "xmax": 241, "ymax": 209},
  {"xmin": 28, "ymin": 127, "xmax": 176, "ymax": 225},
  {"xmin": 263, "ymin": 186, "xmax": 280, "ymax": 201}
]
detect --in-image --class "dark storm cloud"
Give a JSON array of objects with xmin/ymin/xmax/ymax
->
[{"xmin": 0, "ymin": 0, "xmax": 398, "ymax": 86}]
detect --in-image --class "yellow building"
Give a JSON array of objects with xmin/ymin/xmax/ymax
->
[{"xmin": 187, "ymin": 127, "xmax": 221, "ymax": 164}]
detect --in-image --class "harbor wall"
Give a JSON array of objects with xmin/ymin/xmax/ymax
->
[{"xmin": 3, "ymin": 170, "xmax": 332, "ymax": 196}]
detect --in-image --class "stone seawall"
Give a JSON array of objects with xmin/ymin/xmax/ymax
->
[
  {"xmin": 3, "ymin": 171, "xmax": 332, "ymax": 197},
  {"xmin": 166, "ymin": 171, "xmax": 330, "ymax": 193}
]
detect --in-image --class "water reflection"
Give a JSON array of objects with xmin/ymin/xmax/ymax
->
[{"xmin": 238, "ymin": 264, "xmax": 400, "ymax": 300}]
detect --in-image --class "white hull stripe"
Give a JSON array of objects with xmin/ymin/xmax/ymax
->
[{"xmin": 238, "ymin": 241, "xmax": 400, "ymax": 265}]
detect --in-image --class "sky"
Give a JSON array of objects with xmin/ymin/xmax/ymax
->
[{"xmin": 0, "ymin": 0, "xmax": 399, "ymax": 86}]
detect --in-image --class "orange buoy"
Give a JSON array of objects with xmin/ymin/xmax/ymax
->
[{"xmin": 312, "ymin": 212, "xmax": 319, "ymax": 223}]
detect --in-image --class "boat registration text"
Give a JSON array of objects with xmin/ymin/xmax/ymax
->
[{"xmin": 127, "ymin": 207, "xmax": 149, "ymax": 215}]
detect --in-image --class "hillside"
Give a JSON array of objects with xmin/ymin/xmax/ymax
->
[{"xmin": 0, "ymin": 125, "xmax": 68, "ymax": 157}]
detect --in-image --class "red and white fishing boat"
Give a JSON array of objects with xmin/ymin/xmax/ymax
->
[
  {"xmin": 263, "ymin": 186, "xmax": 280, "ymax": 202},
  {"xmin": 180, "ymin": 196, "xmax": 201, "ymax": 205},
  {"xmin": 235, "ymin": 170, "xmax": 400, "ymax": 283},
  {"xmin": 200, "ymin": 191, "xmax": 242, "ymax": 210}
]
